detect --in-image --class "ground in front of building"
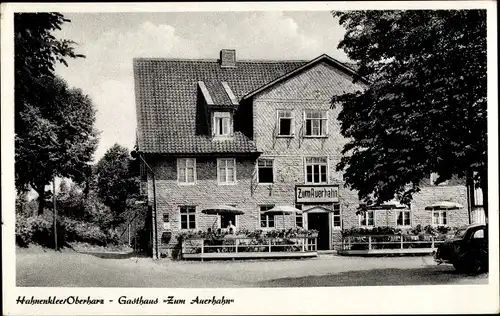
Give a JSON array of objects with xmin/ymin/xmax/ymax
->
[{"xmin": 16, "ymin": 247, "xmax": 487, "ymax": 287}]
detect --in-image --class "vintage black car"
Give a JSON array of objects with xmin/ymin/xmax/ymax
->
[{"xmin": 434, "ymin": 224, "xmax": 488, "ymax": 274}]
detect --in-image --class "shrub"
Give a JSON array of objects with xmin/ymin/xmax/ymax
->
[
  {"xmin": 15, "ymin": 214, "xmax": 34, "ymax": 247},
  {"xmin": 15, "ymin": 214, "xmax": 121, "ymax": 248},
  {"xmin": 16, "ymin": 214, "xmax": 66, "ymax": 248},
  {"xmin": 63, "ymin": 217, "xmax": 120, "ymax": 246}
]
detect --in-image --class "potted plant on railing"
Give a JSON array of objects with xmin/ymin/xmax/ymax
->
[{"xmin": 308, "ymin": 229, "xmax": 319, "ymax": 238}]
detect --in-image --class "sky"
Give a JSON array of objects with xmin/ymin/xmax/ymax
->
[{"xmin": 53, "ymin": 11, "xmax": 349, "ymax": 162}]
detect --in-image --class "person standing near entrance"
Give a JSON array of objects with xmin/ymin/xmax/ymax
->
[{"xmin": 227, "ymin": 221, "xmax": 236, "ymax": 234}]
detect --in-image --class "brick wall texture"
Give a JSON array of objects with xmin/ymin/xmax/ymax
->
[{"xmin": 145, "ymin": 61, "xmax": 470, "ymax": 257}]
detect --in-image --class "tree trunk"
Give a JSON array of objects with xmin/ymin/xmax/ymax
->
[{"xmin": 36, "ymin": 185, "xmax": 46, "ymax": 216}]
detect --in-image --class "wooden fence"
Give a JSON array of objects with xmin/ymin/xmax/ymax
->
[
  {"xmin": 338, "ymin": 234, "xmax": 446, "ymax": 255},
  {"xmin": 182, "ymin": 236, "xmax": 318, "ymax": 260}
]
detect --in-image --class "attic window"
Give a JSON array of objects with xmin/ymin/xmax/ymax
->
[{"xmin": 213, "ymin": 112, "xmax": 233, "ymax": 137}]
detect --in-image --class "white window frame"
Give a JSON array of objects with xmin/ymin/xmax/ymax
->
[
  {"xmin": 333, "ymin": 203, "xmax": 341, "ymax": 229},
  {"xmin": 295, "ymin": 213, "xmax": 304, "ymax": 228},
  {"xmin": 257, "ymin": 158, "xmax": 275, "ymax": 184},
  {"xmin": 304, "ymin": 156, "xmax": 329, "ymax": 184},
  {"xmin": 358, "ymin": 210, "xmax": 375, "ymax": 227},
  {"xmin": 259, "ymin": 205, "xmax": 275, "ymax": 229},
  {"xmin": 303, "ymin": 110, "xmax": 328, "ymax": 137},
  {"xmin": 217, "ymin": 158, "xmax": 237, "ymax": 185},
  {"xmin": 179, "ymin": 206, "xmax": 197, "ymax": 230},
  {"xmin": 395, "ymin": 210, "xmax": 412, "ymax": 227},
  {"xmin": 213, "ymin": 112, "xmax": 233, "ymax": 137},
  {"xmin": 430, "ymin": 173, "xmax": 449, "ymax": 186},
  {"xmin": 177, "ymin": 158, "xmax": 196, "ymax": 185},
  {"xmin": 277, "ymin": 109, "xmax": 294, "ymax": 137},
  {"xmin": 431, "ymin": 210, "xmax": 448, "ymax": 226}
]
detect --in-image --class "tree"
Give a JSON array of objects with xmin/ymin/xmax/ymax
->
[
  {"xmin": 331, "ymin": 10, "xmax": 488, "ymax": 216},
  {"xmin": 15, "ymin": 13, "xmax": 97, "ymax": 215},
  {"xmin": 15, "ymin": 13, "xmax": 84, "ymax": 134},
  {"xmin": 94, "ymin": 144, "xmax": 140, "ymax": 225},
  {"xmin": 15, "ymin": 76, "xmax": 99, "ymax": 215}
]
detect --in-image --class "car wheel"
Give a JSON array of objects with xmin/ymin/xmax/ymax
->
[
  {"xmin": 453, "ymin": 261, "xmax": 464, "ymax": 273},
  {"xmin": 461, "ymin": 253, "xmax": 486, "ymax": 275}
]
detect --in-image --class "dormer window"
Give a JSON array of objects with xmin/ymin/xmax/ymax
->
[{"xmin": 213, "ymin": 112, "xmax": 233, "ymax": 137}]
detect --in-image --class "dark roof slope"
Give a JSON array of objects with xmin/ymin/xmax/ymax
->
[{"xmin": 134, "ymin": 59, "xmax": 307, "ymax": 154}]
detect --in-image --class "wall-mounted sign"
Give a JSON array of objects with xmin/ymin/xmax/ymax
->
[
  {"xmin": 296, "ymin": 185, "xmax": 339, "ymax": 203},
  {"xmin": 163, "ymin": 222, "xmax": 171, "ymax": 230}
]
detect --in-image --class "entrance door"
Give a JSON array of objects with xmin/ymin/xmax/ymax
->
[{"xmin": 307, "ymin": 213, "xmax": 330, "ymax": 250}]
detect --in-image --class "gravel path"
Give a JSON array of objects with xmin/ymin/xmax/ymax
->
[{"xmin": 16, "ymin": 249, "xmax": 488, "ymax": 287}]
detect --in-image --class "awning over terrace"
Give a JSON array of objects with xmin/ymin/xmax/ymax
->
[
  {"xmin": 367, "ymin": 200, "xmax": 409, "ymax": 210},
  {"xmin": 425, "ymin": 201, "xmax": 464, "ymax": 210}
]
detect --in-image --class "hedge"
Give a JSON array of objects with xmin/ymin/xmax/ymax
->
[{"xmin": 16, "ymin": 214, "xmax": 121, "ymax": 248}]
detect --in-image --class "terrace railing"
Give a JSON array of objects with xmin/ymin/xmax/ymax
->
[
  {"xmin": 341, "ymin": 234, "xmax": 446, "ymax": 251},
  {"xmin": 182, "ymin": 236, "xmax": 317, "ymax": 255}
]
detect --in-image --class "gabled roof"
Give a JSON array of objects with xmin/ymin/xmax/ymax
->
[
  {"xmin": 134, "ymin": 58, "xmax": 307, "ymax": 154},
  {"xmin": 242, "ymin": 54, "xmax": 369, "ymax": 100},
  {"xmin": 133, "ymin": 54, "xmax": 364, "ymax": 154}
]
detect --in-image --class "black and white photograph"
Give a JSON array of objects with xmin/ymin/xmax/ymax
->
[{"xmin": 2, "ymin": 2, "xmax": 498, "ymax": 315}]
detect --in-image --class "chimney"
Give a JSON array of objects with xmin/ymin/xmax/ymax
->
[{"xmin": 219, "ymin": 49, "xmax": 236, "ymax": 68}]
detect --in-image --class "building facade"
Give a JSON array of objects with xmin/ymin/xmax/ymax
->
[{"xmin": 134, "ymin": 49, "xmax": 473, "ymax": 258}]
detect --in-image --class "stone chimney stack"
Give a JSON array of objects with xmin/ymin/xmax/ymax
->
[{"xmin": 219, "ymin": 49, "xmax": 236, "ymax": 68}]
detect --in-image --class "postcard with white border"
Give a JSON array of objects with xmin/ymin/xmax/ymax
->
[{"xmin": 2, "ymin": 1, "xmax": 499, "ymax": 315}]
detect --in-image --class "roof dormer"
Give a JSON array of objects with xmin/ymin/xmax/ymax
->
[{"xmin": 197, "ymin": 80, "xmax": 237, "ymax": 140}]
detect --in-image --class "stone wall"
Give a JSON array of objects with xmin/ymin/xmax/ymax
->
[{"xmin": 144, "ymin": 61, "xmax": 470, "ymax": 258}]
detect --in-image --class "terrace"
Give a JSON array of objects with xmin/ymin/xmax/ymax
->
[
  {"xmin": 338, "ymin": 234, "xmax": 446, "ymax": 256},
  {"xmin": 337, "ymin": 225, "xmax": 456, "ymax": 256},
  {"xmin": 180, "ymin": 229, "xmax": 318, "ymax": 261}
]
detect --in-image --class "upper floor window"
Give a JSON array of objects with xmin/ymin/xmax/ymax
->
[
  {"xmin": 213, "ymin": 112, "xmax": 233, "ymax": 137},
  {"xmin": 178, "ymin": 158, "xmax": 196, "ymax": 184},
  {"xmin": 430, "ymin": 173, "xmax": 449, "ymax": 186},
  {"xmin": 217, "ymin": 158, "xmax": 236, "ymax": 184},
  {"xmin": 305, "ymin": 157, "xmax": 328, "ymax": 184},
  {"xmin": 257, "ymin": 159, "xmax": 274, "ymax": 184},
  {"xmin": 277, "ymin": 110, "xmax": 293, "ymax": 136},
  {"xmin": 304, "ymin": 110, "xmax": 328, "ymax": 137}
]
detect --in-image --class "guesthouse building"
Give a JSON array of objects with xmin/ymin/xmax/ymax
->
[{"xmin": 133, "ymin": 49, "xmax": 474, "ymax": 258}]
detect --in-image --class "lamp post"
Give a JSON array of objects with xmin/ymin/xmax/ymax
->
[{"xmin": 53, "ymin": 175, "xmax": 57, "ymax": 251}]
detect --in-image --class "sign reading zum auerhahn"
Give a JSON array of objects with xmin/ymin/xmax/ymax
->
[{"xmin": 295, "ymin": 185, "xmax": 339, "ymax": 203}]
